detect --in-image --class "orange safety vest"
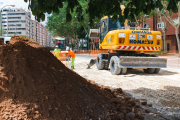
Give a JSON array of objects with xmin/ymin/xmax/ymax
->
[{"xmin": 69, "ymin": 50, "xmax": 75, "ymax": 57}]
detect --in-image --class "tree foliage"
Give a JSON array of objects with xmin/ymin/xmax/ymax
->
[
  {"xmin": 0, "ymin": 29, "xmax": 6, "ymax": 35},
  {"xmin": 46, "ymin": 1, "xmax": 99, "ymax": 39},
  {"xmin": 24, "ymin": 0, "xmax": 180, "ymax": 23},
  {"xmin": 158, "ymin": 1, "xmax": 180, "ymax": 52}
]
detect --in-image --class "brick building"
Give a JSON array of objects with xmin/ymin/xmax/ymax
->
[
  {"xmin": 144, "ymin": 13, "xmax": 179, "ymax": 52},
  {"xmin": 36, "ymin": 22, "xmax": 50, "ymax": 47}
]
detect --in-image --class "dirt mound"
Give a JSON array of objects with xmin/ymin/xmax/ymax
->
[
  {"xmin": 9, "ymin": 36, "xmax": 42, "ymax": 48},
  {"xmin": 0, "ymin": 36, "xmax": 145, "ymax": 119}
]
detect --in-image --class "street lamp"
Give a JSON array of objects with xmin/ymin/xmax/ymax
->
[{"xmin": 0, "ymin": 5, "xmax": 15, "ymax": 36}]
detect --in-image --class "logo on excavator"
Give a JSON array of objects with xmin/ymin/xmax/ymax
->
[
  {"xmin": 132, "ymin": 31, "xmax": 152, "ymax": 34},
  {"xmin": 129, "ymin": 40, "xmax": 153, "ymax": 44}
]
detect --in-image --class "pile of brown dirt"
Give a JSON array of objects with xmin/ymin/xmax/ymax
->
[{"xmin": 0, "ymin": 36, "xmax": 146, "ymax": 120}]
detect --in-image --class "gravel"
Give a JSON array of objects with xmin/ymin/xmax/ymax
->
[{"xmin": 73, "ymin": 57, "xmax": 180, "ymax": 117}]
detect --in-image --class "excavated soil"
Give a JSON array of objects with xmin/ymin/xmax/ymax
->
[{"xmin": 0, "ymin": 36, "xmax": 147, "ymax": 120}]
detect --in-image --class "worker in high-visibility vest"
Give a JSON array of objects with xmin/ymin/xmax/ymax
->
[
  {"xmin": 54, "ymin": 45, "xmax": 61, "ymax": 59},
  {"xmin": 67, "ymin": 48, "xmax": 75, "ymax": 69}
]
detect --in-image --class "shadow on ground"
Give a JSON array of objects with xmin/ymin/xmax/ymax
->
[{"xmin": 124, "ymin": 69, "xmax": 179, "ymax": 76}]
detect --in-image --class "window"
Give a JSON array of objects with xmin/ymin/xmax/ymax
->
[
  {"xmin": 173, "ymin": 18, "xmax": 179, "ymax": 24},
  {"xmin": 8, "ymin": 17, "xmax": 21, "ymax": 19},
  {"xmin": 8, "ymin": 24, "xmax": 21, "ymax": 27},
  {"xmin": 101, "ymin": 20, "xmax": 107, "ymax": 33},
  {"xmin": 2, "ymin": 14, "xmax": 7, "ymax": 16},
  {"xmin": 8, "ymin": 20, "xmax": 25, "ymax": 23},
  {"xmin": 8, "ymin": 32, "xmax": 21, "ymax": 34},
  {"xmin": 9, "ymin": 28, "xmax": 26, "ymax": 30},
  {"xmin": 144, "ymin": 24, "xmax": 149, "ymax": 28},
  {"xmin": 3, "ymin": 9, "xmax": 9, "ymax": 12},
  {"xmin": 157, "ymin": 22, "xmax": 165, "ymax": 29},
  {"xmin": 2, "ymin": 17, "xmax": 7, "ymax": 19}
]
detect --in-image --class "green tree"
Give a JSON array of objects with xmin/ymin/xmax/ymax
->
[
  {"xmin": 0, "ymin": 29, "xmax": 6, "ymax": 35},
  {"xmin": 158, "ymin": 1, "xmax": 180, "ymax": 53},
  {"xmin": 24, "ymin": 0, "xmax": 179, "ymax": 23},
  {"xmin": 46, "ymin": 1, "xmax": 100, "ymax": 50}
]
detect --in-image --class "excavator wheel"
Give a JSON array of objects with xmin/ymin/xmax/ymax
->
[
  {"xmin": 110, "ymin": 56, "xmax": 121, "ymax": 75},
  {"xmin": 151, "ymin": 55, "xmax": 161, "ymax": 74},
  {"xmin": 96, "ymin": 53, "xmax": 104, "ymax": 70},
  {"xmin": 120, "ymin": 68, "xmax": 127, "ymax": 75},
  {"xmin": 104, "ymin": 61, "xmax": 109, "ymax": 70},
  {"xmin": 143, "ymin": 68, "xmax": 156, "ymax": 74},
  {"xmin": 154, "ymin": 68, "xmax": 160, "ymax": 74}
]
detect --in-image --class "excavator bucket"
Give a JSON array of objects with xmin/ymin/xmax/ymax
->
[
  {"xmin": 89, "ymin": 29, "xmax": 100, "ymax": 39},
  {"xmin": 119, "ymin": 57, "xmax": 167, "ymax": 68},
  {"xmin": 87, "ymin": 59, "xmax": 96, "ymax": 69}
]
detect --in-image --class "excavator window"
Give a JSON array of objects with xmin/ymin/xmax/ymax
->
[
  {"xmin": 100, "ymin": 19, "xmax": 108, "ymax": 44},
  {"xmin": 101, "ymin": 20, "xmax": 107, "ymax": 33},
  {"xmin": 109, "ymin": 18, "xmax": 124, "ymax": 30}
]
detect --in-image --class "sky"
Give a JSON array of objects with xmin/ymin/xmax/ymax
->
[{"xmin": 0, "ymin": 0, "xmax": 48, "ymax": 26}]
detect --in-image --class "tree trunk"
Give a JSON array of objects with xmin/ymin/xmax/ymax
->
[
  {"xmin": 71, "ymin": 39, "xmax": 73, "ymax": 50},
  {"xmin": 94, "ymin": 39, "xmax": 96, "ymax": 50},
  {"xmin": 91, "ymin": 39, "xmax": 94, "ymax": 50},
  {"xmin": 76, "ymin": 35, "xmax": 79, "ymax": 51},
  {"xmin": 163, "ymin": 31, "xmax": 166, "ymax": 51},
  {"xmin": 82, "ymin": 38, "xmax": 83, "ymax": 50},
  {"xmin": 160, "ymin": 13, "xmax": 166, "ymax": 52},
  {"xmin": 142, "ymin": 15, "xmax": 145, "ymax": 27},
  {"xmin": 175, "ymin": 27, "xmax": 180, "ymax": 53},
  {"xmin": 163, "ymin": 17, "xmax": 166, "ymax": 52}
]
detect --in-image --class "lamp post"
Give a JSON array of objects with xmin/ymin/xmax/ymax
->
[{"xmin": 0, "ymin": 5, "xmax": 15, "ymax": 36}]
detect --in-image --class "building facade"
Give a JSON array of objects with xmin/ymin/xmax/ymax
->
[
  {"xmin": 144, "ymin": 13, "xmax": 180, "ymax": 52},
  {"xmin": 1, "ymin": 8, "xmax": 31, "ymax": 38},
  {"xmin": 36, "ymin": 22, "xmax": 48, "ymax": 46},
  {"xmin": 30, "ymin": 20, "xmax": 37, "ymax": 41},
  {"xmin": 1, "ymin": 8, "xmax": 53, "ymax": 47}
]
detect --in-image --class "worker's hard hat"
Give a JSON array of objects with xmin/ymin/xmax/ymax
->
[{"xmin": 56, "ymin": 45, "xmax": 58, "ymax": 47}]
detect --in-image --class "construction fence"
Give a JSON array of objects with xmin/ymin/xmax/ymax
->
[{"xmin": 51, "ymin": 50, "xmax": 180, "ymax": 68}]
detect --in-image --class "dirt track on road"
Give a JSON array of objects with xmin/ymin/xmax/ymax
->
[{"xmin": 73, "ymin": 57, "xmax": 180, "ymax": 117}]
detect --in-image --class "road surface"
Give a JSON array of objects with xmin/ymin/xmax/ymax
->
[{"xmin": 71, "ymin": 54, "xmax": 180, "ymax": 119}]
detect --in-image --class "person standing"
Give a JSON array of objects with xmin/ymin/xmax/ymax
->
[
  {"xmin": 67, "ymin": 48, "xmax": 75, "ymax": 69},
  {"xmin": 54, "ymin": 45, "xmax": 61, "ymax": 59}
]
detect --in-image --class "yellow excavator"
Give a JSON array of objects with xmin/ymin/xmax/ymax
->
[{"xmin": 87, "ymin": 5, "xmax": 167, "ymax": 75}]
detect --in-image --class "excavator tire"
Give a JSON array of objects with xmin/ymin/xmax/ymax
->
[
  {"xmin": 154, "ymin": 68, "xmax": 161, "ymax": 74},
  {"xmin": 110, "ymin": 56, "xmax": 121, "ymax": 75},
  {"xmin": 120, "ymin": 68, "xmax": 127, "ymax": 75},
  {"xmin": 104, "ymin": 61, "xmax": 109, "ymax": 70},
  {"xmin": 143, "ymin": 68, "xmax": 156, "ymax": 74},
  {"xmin": 96, "ymin": 53, "xmax": 104, "ymax": 70},
  {"xmin": 151, "ymin": 55, "xmax": 161, "ymax": 74}
]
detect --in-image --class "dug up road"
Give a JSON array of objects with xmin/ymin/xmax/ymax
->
[{"xmin": 73, "ymin": 55, "xmax": 180, "ymax": 120}]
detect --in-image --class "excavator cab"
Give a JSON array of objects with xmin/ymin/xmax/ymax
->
[
  {"xmin": 100, "ymin": 17, "xmax": 125, "ymax": 44},
  {"xmin": 89, "ymin": 17, "xmax": 125, "ymax": 40}
]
